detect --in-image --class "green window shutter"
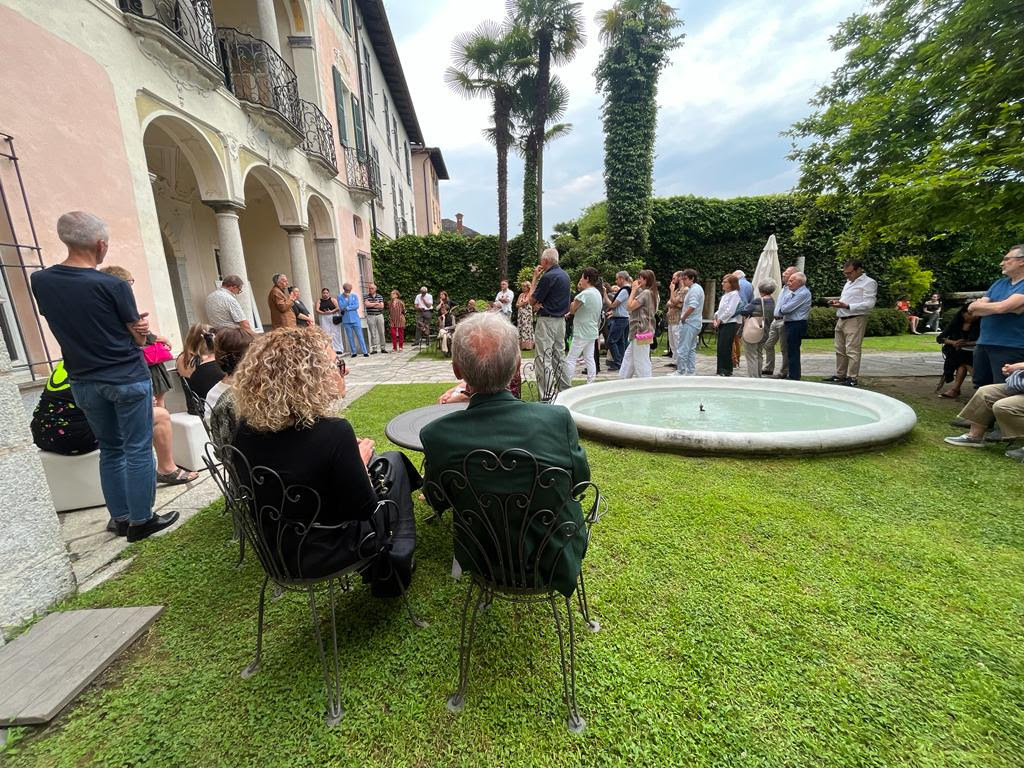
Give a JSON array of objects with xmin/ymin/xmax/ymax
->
[
  {"xmin": 332, "ymin": 67, "xmax": 348, "ymax": 146},
  {"xmin": 341, "ymin": 0, "xmax": 351, "ymax": 33},
  {"xmin": 352, "ymin": 95, "xmax": 365, "ymax": 154}
]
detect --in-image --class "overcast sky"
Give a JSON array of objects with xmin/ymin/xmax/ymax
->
[{"xmin": 387, "ymin": 0, "xmax": 864, "ymax": 236}]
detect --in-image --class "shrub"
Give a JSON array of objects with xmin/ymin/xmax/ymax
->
[{"xmin": 803, "ymin": 307, "xmax": 908, "ymax": 338}]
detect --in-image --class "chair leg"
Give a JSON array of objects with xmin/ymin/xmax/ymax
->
[
  {"xmin": 242, "ymin": 574, "xmax": 269, "ymax": 679},
  {"xmin": 392, "ymin": 566, "xmax": 428, "ymax": 628},
  {"xmin": 307, "ymin": 583, "xmax": 344, "ymax": 727},
  {"xmin": 576, "ymin": 570, "xmax": 601, "ymax": 633},
  {"xmin": 447, "ymin": 581, "xmax": 484, "ymax": 713},
  {"xmin": 551, "ymin": 594, "xmax": 586, "ymax": 733}
]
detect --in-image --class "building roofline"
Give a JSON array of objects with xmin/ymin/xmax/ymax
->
[
  {"xmin": 414, "ymin": 145, "xmax": 449, "ymax": 180},
  {"xmin": 356, "ymin": 0, "xmax": 424, "ymax": 145}
]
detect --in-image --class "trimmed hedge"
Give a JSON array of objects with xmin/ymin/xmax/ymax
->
[{"xmin": 804, "ymin": 307, "xmax": 908, "ymax": 339}]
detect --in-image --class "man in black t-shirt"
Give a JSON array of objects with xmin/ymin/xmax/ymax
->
[{"xmin": 31, "ymin": 211, "xmax": 179, "ymax": 541}]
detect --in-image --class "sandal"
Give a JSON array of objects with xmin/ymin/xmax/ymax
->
[{"xmin": 157, "ymin": 467, "xmax": 198, "ymax": 485}]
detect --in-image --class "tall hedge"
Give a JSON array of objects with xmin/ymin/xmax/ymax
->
[{"xmin": 370, "ymin": 233, "xmax": 531, "ymax": 310}]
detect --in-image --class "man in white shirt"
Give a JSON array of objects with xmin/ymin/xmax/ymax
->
[
  {"xmin": 414, "ymin": 286, "xmax": 434, "ymax": 346},
  {"xmin": 495, "ymin": 279, "xmax": 514, "ymax": 320},
  {"xmin": 565, "ymin": 268, "xmax": 603, "ymax": 385},
  {"xmin": 826, "ymin": 259, "xmax": 878, "ymax": 386}
]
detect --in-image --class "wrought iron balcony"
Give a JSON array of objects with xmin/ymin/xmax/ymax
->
[
  {"xmin": 119, "ymin": 0, "xmax": 221, "ymax": 81},
  {"xmin": 344, "ymin": 147, "xmax": 381, "ymax": 201},
  {"xmin": 217, "ymin": 27, "xmax": 302, "ymax": 140},
  {"xmin": 300, "ymin": 101, "xmax": 337, "ymax": 175}
]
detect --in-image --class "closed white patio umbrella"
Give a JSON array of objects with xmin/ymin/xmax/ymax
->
[{"xmin": 751, "ymin": 234, "xmax": 782, "ymax": 298}]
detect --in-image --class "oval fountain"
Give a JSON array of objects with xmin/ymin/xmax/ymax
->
[{"xmin": 554, "ymin": 377, "xmax": 917, "ymax": 455}]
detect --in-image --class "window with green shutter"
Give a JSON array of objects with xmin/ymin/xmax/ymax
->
[
  {"xmin": 340, "ymin": 0, "xmax": 351, "ymax": 33},
  {"xmin": 332, "ymin": 67, "xmax": 348, "ymax": 146},
  {"xmin": 352, "ymin": 95, "xmax": 365, "ymax": 155}
]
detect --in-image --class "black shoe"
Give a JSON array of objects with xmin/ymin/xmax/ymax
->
[
  {"xmin": 351, "ymin": 353, "xmax": 357, "ymax": 358},
  {"xmin": 371, "ymin": 350, "xmax": 377, "ymax": 354},
  {"xmin": 844, "ymin": 377, "xmax": 858, "ymax": 387},
  {"xmin": 106, "ymin": 518, "xmax": 129, "ymax": 537},
  {"xmin": 126, "ymin": 511, "xmax": 180, "ymax": 543},
  {"xmin": 363, "ymin": 353, "xmax": 369, "ymax": 357},
  {"xmin": 823, "ymin": 375, "xmax": 843, "ymax": 382},
  {"xmin": 761, "ymin": 370, "xmax": 772, "ymax": 376},
  {"xmin": 381, "ymin": 349, "xmax": 389, "ymax": 354}
]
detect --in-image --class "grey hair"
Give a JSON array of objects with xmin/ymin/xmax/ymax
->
[
  {"xmin": 1010, "ymin": 244, "xmax": 1024, "ymax": 258},
  {"xmin": 782, "ymin": 265, "xmax": 796, "ymax": 277},
  {"xmin": 541, "ymin": 247, "xmax": 559, "ymax": 265},
  {"xmin": 733, "ymin": 270, "xmax": 746, "ymax": 279},
  {"xmin": 790, "ymin": 271, "xmax": 807, "ymax": 286},
  {"xmin": 221, "ymin": 274, "xmax": 243, "ymax": 289},
  {"xmin": 451, "ymin": 312, "xmax": 519, "ymax": 395},
  {"xmin": 615, "ymin": 270, "xmax": 631, "ymax": 281},
  {"xmin": 57, "ymin": 211, "xmax": 108, "ymax": 249},
  {"xmin": 757, "ymin": 279, "xmax": 777, "ymax": 295},
  {"xmin": 272, "ymin": 273, "xmax": 283, "ymax": 285}
]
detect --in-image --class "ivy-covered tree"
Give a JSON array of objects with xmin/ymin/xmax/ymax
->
[
  {"xmin": 507, "ymin": 0, "xmax": 587, "ymax": 253},
  {"xmin": 445, "ymin": 22, "xmax": 531, "ymax": 280},
  {"xmin": 788, "ymin": 0, "xmax": 1024, "ymax": 261},
  {"xmin": 595, "ymin": 0, "xmax": 683, "ymax": 262}
]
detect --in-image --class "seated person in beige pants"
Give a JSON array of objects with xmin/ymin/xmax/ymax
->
[{"xmin": 943, "ymin": 361, "xmax": 1024, "ymax": 460}]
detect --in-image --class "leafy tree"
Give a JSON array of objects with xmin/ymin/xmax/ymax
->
[
  {"xmin": 446, "ymin": 22, "xmax": 532, "ymax": 280},
  {"xmin": 595, "ymin": 0, "xmax": 683, "ymax": 262},
  {"xmin": 883, "ymin": 255, "xmax": 933, "ymax": 306},
  {"xmin": 507, "ymin": 0, "xmax": 587, "ymax": 252},
  {"xmin": 788, "ymin": 0, "xmax": 1024, "ymax": 262}
]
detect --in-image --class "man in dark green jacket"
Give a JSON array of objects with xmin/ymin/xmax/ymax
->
[{"xmin": 421, "ymin": 313, "xmax": 591, "ymax": 596}]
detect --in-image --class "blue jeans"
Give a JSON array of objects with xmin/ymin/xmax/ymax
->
[
  {"xmin": 71, "ymin": 379, "xmax": 156, "ymax": 523},
  {"xmin": 676, "ymin": 323, "xmax": 700, "ymax": 374},
  {"xmin": 972, "ymin": 344, "xmax": 1024, "ymax": 387},
  {"xmin": 784, "ymin": 320, "xmax": 808, "ymax": 380},
  {"xmin": 343, "ymin": 323, "xmax": 368, "ymax": 355},
  {"xmin": 607, "ymin": 317, "xmax": 628, "ymax": 368}
]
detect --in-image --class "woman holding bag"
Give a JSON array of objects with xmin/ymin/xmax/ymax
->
[
  {"xmin": 619, "ymin": 269, "xmax": 659, "ymax": 379},
  {"xmin": 739, "ymin": 280, "xmax": 777, "ymax": 378},
  {"xmin": 316, "ymin": 288, "xmax": 345, "ymax": 354}
]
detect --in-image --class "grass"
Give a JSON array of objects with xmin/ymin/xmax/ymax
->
[
  {"xmin": 3, "ymin": 381, "xmax": 1023, "ymax": 767},
  {"xmin": 696, "ymin": 332, "xmax": 939, "ymax": 356}
]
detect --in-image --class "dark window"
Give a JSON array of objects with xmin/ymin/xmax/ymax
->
[
  {"xmin": 332, "ymin": 67, "xmax": 349, "ymax": 146},
  {"xmin": 383, "ymin": 95, "xmax": 391, "ymax": 150},
  {"xmin": 351, "ymin": 94, "xmax": 365, "ymax": 153}
]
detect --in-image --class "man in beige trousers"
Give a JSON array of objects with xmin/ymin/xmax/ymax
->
[{"xmin": 826, "ymin": 259, "xmax": 878, "ymax": 386}]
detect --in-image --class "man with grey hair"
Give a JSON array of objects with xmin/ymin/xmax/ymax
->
[
  {"xmin": 966, "ymin": 245, "xmax": 1024, "ymax": 387},
  {"xmin": 205, "ymin": 274, "xmax": 251, "ymax": 331},
  {"xmin": 420, "ymin": 312, "xmax": 591, "ymax": 596},
  {"xmin": 31, "ymin": 212, "xmax": 179, "ymax": 541},
  {"xmin": 529, "ymin": 247, "xmax": 571, "ymax": 399},
  {"xmin": 775, "ymin": 270, "xmax": 812, "ymax": 380},
  {"xmin": 764, "ymin": 265, "xmax": 796, "ymax": 377}
]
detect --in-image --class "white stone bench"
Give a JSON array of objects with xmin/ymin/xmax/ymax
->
[{"xmin": 36, "ymin": 449, "xmax": 105, "ymax": 513}]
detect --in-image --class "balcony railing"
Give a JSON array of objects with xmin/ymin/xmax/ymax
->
[
  {"xmin": 119, "ymin": 0, "xmax": 219, "ymax": 68},
  {"xmin": 344, "ymin": 147, "xmax": 381, "ymax": 199},
  {"xmin": 300, "ymin": 100, "xmax": 337, "ymax": 174},
  {"xmin": 217, "ymin": 27, "xmax": 301, "ymax": 135}
]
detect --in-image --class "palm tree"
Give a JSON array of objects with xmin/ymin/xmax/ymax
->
[
  {"xmin": 507, "ymin": 0, "xmax": 586, "ymax": 252},
  {"xmin": 446, "ymin": 22, "xmax": 531, "ymax": 280},
  {"xmin": 595, "ymin": 0, "xmax": 682, "ymax": 261}
]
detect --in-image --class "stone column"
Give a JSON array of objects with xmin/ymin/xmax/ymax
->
[
  {"xmin": 702, "ymin": 278, "xmax": 717, "ymax": 321},
  {"xmin": 315, "ymin": 238, "xmax": 341, "ymax": 294},
  {"xmin": 209, "ymin": 203, "xmax": 254, "ymax": 323},
  {"xmin": 284, "ymin": 227, "xmax": 313, "ymax": 310},
  {"xmin": 0, "ymin": 344, "xmax": 76, "ymax": 639},
  {"xmin": 255, "ymin": 0, "xmax": 280, "ymax": 53}
]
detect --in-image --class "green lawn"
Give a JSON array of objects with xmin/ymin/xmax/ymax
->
[
  {"xmin": 3, "ymin": 382, "xmax": 1023, "ymax": 767},
  {"xmin": 696, "ymin": 332, "xmax": 939, "ymax": 356}
]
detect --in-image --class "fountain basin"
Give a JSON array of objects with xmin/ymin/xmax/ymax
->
[{"xmin": 554, "ymin": 376, "xmax": 917, "ymax": 455}]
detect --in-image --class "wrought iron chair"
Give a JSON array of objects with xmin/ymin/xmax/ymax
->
[
  {"xmin": 217, "ymin": 443, "xmax": 426, "ymax": 726},
  {"xmin": 203, "ymin": 442, "xmax": 246, "ymax": 569},
  {"xmin": 424, "ymin": 448, "xmax": 605, "ymax": 733},
  {"xmin": 522, "ymin": 346, "xmax": 566, "ymax": 404}
]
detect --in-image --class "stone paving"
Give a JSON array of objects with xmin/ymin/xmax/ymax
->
[{"xmin": 42, "ymin": 343, "xmax": 943, "ymax": 595}]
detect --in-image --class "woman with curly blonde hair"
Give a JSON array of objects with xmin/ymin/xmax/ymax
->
[{"xmin": 231, "ymin": 327, "xmax": 419, "ymax": 586}]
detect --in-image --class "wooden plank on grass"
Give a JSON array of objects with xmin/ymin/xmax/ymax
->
[{"xmin": 0, "ymin": 606, "xmax": 163, "ymax": 726}]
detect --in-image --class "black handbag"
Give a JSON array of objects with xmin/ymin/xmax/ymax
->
[{"xmin": 332, "ymin": 313, "xmax": 343, "ymax": 325}]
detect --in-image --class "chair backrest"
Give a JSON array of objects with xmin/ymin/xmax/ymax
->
[
  {"xmin": 521, "ymin": 348, "xmax": 563, "ymax": 403},
  {"xmin": 424, "ymin": 448, "xmax": 600, "ymax": 593},
  {"xmin": 214, "ymin": 443, "xmax": 380, "ymax": 584},
  {"xmin": 178, "ymin": 373, "xmax": 206, "ymax": 419}
]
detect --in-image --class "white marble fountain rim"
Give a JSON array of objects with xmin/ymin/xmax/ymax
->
[{"xmin": 553, "ymin": 376, "xmax": 918, "ymax": 455}]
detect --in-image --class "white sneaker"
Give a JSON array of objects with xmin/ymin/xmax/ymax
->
[{"xmin": 943, "ymin": 434, "xmax": 985, "ymax": 447}]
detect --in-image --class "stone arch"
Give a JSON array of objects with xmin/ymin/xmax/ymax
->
[
  {"xmin": 283, "ymin": 0, "xmax": 312, "ymax": 36},
  {"xmin": 306, "ymin": 192, "xmax": 335, "ymax": 239},
  {"xmin": 141, "ymin": 112, "xmax": 230, "ymax": 201},
  {"xmin": 242, "ymin": 163, "xmax": 301, "ymax": 227}
]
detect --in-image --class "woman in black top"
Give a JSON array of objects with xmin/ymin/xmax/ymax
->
[
  {"xmin": 231, "ymin": 327, "xmax": 418, "ymax": 589},
  {"xmin": 175, "ymin": 323, "xmax": 225, "ymax": 408},
  {"xmin": 936, "ymin": 306, "xmax": 980, "ymax": 398}
]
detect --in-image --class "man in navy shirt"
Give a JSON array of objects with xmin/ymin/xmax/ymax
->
[
  {"xmin": 31, "ymin": 212, "xmax": 179, "ymax": 541},
  {"xmin": 967, "ymin": 245, "xmax": 1024, "ymax": 386},
  {"xmin": 529, "ymin": 248, "xmax": 571, "ymax": 400}
]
